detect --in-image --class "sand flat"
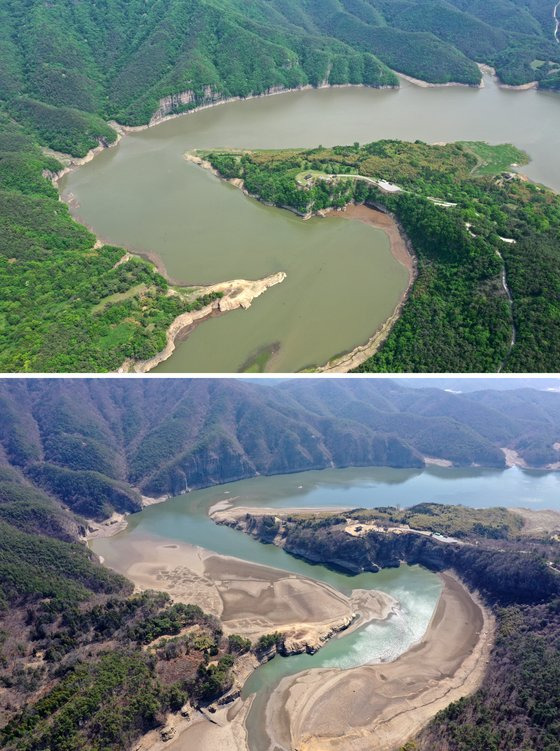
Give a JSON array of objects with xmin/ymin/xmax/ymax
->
[
  {"xmin": 265, "ymin": 573, "xmax": 494, "ymax": 751},
  {"xmin": 106, "ymin": 535, "xmax": 394, "ymax": 643}
]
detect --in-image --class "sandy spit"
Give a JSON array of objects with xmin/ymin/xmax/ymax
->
[
  {"xmin": 265, "ymin": 572, "xmax": 494, "ymax": 751},
  {"xmin": 117, "ymin": 271, "xmax": 286, "ymax": 373},
  {"xmin": 397, "ymin": 71, "xmax": 483, "ymax": 88}
]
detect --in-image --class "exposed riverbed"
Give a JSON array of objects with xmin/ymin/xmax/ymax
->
[
  {"xmin": 61, "ymin": 73, "xmax": 560, "ymax": 372},
  {"xmin": 92, "ymin": 464, "xmax": 557, "ymax": 749}
]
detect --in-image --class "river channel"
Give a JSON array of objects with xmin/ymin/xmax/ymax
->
[
  {"xmin": 91, "ymin": 464, "xmax": 559, "ymax": 748},
  {"xmin": 61, "ymin": 73, "xmax": 560, "ymax": 372}
]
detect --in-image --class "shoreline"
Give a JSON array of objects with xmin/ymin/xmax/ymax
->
[
  {"xmin": 477, "ymin": 63, "xmax": 538, "ymax": 91},
  {"xmin": 186, "ymin": 153, "xmax": 417, "ymax": 373},
  {"xmin": 145, "ymin": 81, "xmax": 398, "ymax": 130},
  {"xmin": 52, "ymin": 76, "xmax": 549, "ymax": 376},
  {"xmin": 51, "ymin": 148, "xmax": 288, "ymax": 377},
  {"xmin": 94, "ymin": 531, "xmax": 396, "ymax": 647},
  {"xmin": 51, "ymin": 64, "xmax": 546, "ymax": 188},
  {"xmin": 264, "ymin": 571, "xmax": 494, "ymax": 751},
  {"xmin": 116, "ymin": 271, "xmax": 286, "ymax": 373},
  {"xmin": 317, "ymin": 203, "xmax": 416, "ymax": 372},
  {"xmin": 397, "ymin": 71, "xmax": 483, "ymax": 89}
]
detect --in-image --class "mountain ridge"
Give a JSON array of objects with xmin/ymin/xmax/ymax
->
[{"xmin": 1, "ymin": 379, "xmax": 559, "ymax": 522}]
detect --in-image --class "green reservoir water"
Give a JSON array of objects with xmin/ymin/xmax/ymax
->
[
  {"xmin": 93, "ymin": 464, "xmax": 559, "ymax": 748},
  {"xmin": 61, "ymin": 74, "xmax": 560, "ymax": 372}
]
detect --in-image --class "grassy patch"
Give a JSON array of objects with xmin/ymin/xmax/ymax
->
[
  {"xmin": 91, "ymin": 283, "xmax": 149, "ymax": 313},
  {"xmin": 461, "ymin": 142, "xmax": 529, "ymax": 175}
]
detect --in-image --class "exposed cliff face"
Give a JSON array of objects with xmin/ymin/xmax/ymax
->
[
  {"xmin": 150, "ymin": 86, "xmax": 222, "ymax": 123},
  {"xmin": 230, "ymin": 513, "xmax": 560, "ymax": 604},
  {"xmin": 150, "ymin": 83, "xmax": 309, "ymax": 125},
  {"xmin": 0, "ymin": 379, "xmax": 558, "ymax": 518}
]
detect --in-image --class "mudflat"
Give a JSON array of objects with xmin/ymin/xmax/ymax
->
[{"xmin": 327, "ymin": 202, "xmax": 415, "ymax": 276}]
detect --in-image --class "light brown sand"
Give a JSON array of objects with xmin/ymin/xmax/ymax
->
[
  {"xmin": 265, "ymin": 572, "xmax": 494, "ymax": 751},
  {"xmin": 107, "ymin": 536, "xmax": 394, "ymax": 644},
  {"xmin": 328, "ymin": 202, "xmax": 414, "ymax": 275},
  {"xmin": 85, "ymin": 512, "xmax": 128, "ymax": 540},
  {"xmin": 397, "ymin": 72, "xmax": 482, "ymax": 88}
]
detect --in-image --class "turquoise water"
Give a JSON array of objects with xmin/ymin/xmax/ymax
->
[{"xmin": 92, "ymin": 464, "xmax": 558, "ymax": 749}]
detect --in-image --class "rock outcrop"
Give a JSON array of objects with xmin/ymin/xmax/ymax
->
[{"xmin": 121, "ymin": 271, "xmax": 286, "ymax": 373}]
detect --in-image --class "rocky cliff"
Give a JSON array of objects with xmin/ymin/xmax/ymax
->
[{"xmin": 227, "ymin": 512, "xmax": 560, "ymax": 604}]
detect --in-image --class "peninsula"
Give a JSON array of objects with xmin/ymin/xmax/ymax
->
[{"xmin": 194, "ymin": 140, "xmax": 560, "ymax": 372}]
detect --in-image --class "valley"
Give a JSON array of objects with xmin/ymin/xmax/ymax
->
[
  {"xmin": 1, "ymin": 378, "xmax": 559, "ymax": 751},
  {"xmin": 59, "ymin": 73, "xmax": 560, "ymax": 373},
  {"xmin": 2, "ymin": 0, "xmax": 560, "ymax": 372}
]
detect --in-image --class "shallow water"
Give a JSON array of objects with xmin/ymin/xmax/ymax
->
[
  {"xmin": 92, "ymin": 464, "xmax": 558, "ymax": 748},
  {"xmin": 61, "ymin": 75, "xmax": 560, "ymax": 371}
]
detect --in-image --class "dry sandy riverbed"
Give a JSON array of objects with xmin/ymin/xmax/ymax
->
[
  {"xmin": 265, "ymin": 572, "xmax": 493, "ymax": 751},
  {"xmin": 101, "ymin": 535, "xmax": 395, "ymax": 647},
  {"xmin": 93, "ymin": 505, "xmax": 495, "ymax": 751},
  {"xmin": 146, "ymin": 571, "xmax": 493, "ymax": 751}
]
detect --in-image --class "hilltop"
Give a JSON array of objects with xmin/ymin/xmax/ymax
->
[{"xmin": 1, "ymin": 378, "xmax": 560, "ymax": 514}]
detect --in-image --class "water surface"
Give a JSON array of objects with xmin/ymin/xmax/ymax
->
[
  {"xmin": 93, "ymin": 464, "xmax": 558, "ymax": 748},
  {"xmin": 62, "ymin": 75, "xmax": 560, "ymax": 371}
]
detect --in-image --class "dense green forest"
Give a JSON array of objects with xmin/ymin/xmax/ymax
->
[
  {"xmin": 0, "ymin": 114, "xmax": 223, "ymax": 372},
  {"xmin": 237, "ymin": 505, "xmax": 560, "ymax": 751},
  {"xmin": 0, "ymin": 0, "xmax": 559, "ymax": 372},
  {"xmin": 1, "ymin": 0, "xmax": 558, "ymax": 145},
  {"xmin": 204, "ymin": 141, "xmax": 560, "ymax": 372}
]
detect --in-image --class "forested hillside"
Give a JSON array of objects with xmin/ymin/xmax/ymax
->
[
  {"xmin": 1, "ymin": 0, "xmax": 559, "ymax": 373},
  {"xmin": 2, "ymin": 0, "xmax": 559, "ymax": 157},
  {"xmin": 204, "ymin": 141, "xmax": 560, "ymax": 372},
  {"xmin": 1, "ymin": 379, "xmax": 559, "ymax": 510},
  {"xmin": 0, "ymin": 450, "xmax": 254, "ymax": 750},
  {"xmin": 0, "ymin": 112, "xmax": 224, "ymax": 372},
  {"xmin": 1, "ymin": 0, "xmax": 558, "ymax": 153}
]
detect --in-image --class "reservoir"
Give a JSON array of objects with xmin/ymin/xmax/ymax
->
[
  {"xmin": 92, "ymin": 464, "xmax": 559, "ymax": 748},
  {"xmin": 61, "ymin": 74, "xmax": 560, "ymax": 372}
]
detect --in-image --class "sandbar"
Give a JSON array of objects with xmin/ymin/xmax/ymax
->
[
  {"xmin": 99, "ymin": 535, "xmax": 395, "ymax": 646},
  {"xmin": 264, "ymin": 572, "xmax": 494, "ymax": 751}
]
